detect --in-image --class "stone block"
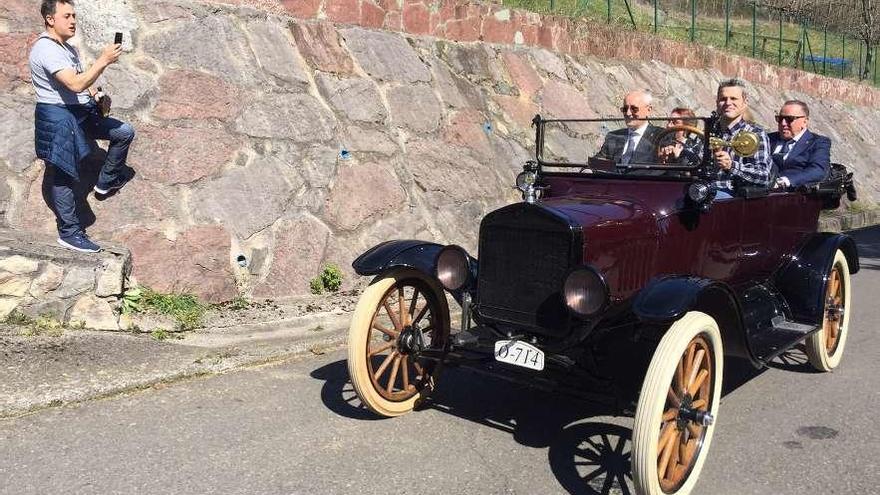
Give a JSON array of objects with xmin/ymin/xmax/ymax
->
[
  {"xmin": 246, "ymin": 20, "xmax": 309, "ymax": 86},
  {"xmin": 88, "ymin": 177, "xmax": 181, "ymax": 234},
  {"xmin": 130, "ymin": 125, "xmax": 243, "ymax": 185},
  {"xmin": 360, "ymin": 0, "xmax": 386, "ymax": 28},
  {"xmin": 315, "ymin": 74, "xmax": 387, "ymax": 124},
  {"xmin": 323, "ymin": 162, "xmax": 406, "ymax": 231},
  {"xmin": 53, "ymin": 266, "xmax": 96, "ymax": 299},
  {"xmin": 442, "ymin": 110, "xmax": 493, "ymax": 161},
  {"xmin": 386, "ymin": 85, "xmax": 442, "ymax": 133},
  {"xmin": 102, "ymin": 64, "xmax": 155, "ymax": 112},
  {"xmin": 153, "ymin": 70, "xmax": 242, "ymax": 121},
  {"xmin": 234, "ymin": 93, "xmax": 337, "ymax": 142},
  {"xmin": 431, "ymin": 59, "xmax": 485, "ymax": 110},
  {"xmin": 28, "ymin": 262, "xmax": 64, "ymax": 297},
  {"xmin": 0, "ymin": 0, "xmax": 43, "ymax": 32},
  {"xmin": 0, "ymin": 97, "xmax": 36, "ymax": 174},
  {"xmin": 141, "ymin": 15, "xmax": 260, "ymax": 85},
  {"xmin": 341, "ymin": 28, "xmax": 431, "ymax": 83},
  {"xmin": 253, "ymin": 214, "xmax": 330, "ymax": 298},
  {"xmin": 492, "ymin": 95, "xmax": 538, "ymax": 132},
  {"xmin": 0, "ymin": 255, "xmax": 39, "ymax": 274},
  {"xmin": 281, "ymin": 0, "xmax": 321, "ymax": 18},
  {"xmin": 540, "ymin": 80, "xmax": 596, "ymax": 119},
  {"xmin": 68, "ymin": 294, "xmax": 120, "ymax": 331},
  {"xmin": 343, "ymin": 126, "xmax": 400, "ymax": 157},
  {"xmin": 0, "ymin": 272, "xmax": 31, "ymax": 297},
  {"xmin": 532, "ymin": 48, "xmax": 568, "ymax": 80},
  {"xmin": 115, "ymin": 226, "xmax": 236, "ymax": 303},
  {"xmin": 290, "ymin": 21, "xmax": 355, "ymax": 75},
  {"xmin": 192, "ymin": 160, "xmax": 302, "ymax": 239},
  {"xmin": 501, "ymin": 51, "xmax": 543, "ymax": 100},
  {"xmin": 0, "ymin": 33, "xmax": 33, "ymax": 91},
  {"xmin": 0, "ymin": 297, "xmax": 18, "ymax": 320},
  {"xmin": 402, "ymin": 3, "xmax": 431, "ymax": 35},
  {"xmin": 326, "ymin": 0, "xmax": 360, "ymax": 24},
  {"xmin": 95, "ymin": 257, "xmax": 127, "ymax": 297},
  {"xmin": 438, "ymin": 42, "xmax": 499, "ymax": 84}
]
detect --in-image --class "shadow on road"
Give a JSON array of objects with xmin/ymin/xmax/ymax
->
[
  {"xmin": 311, "ymin": 356, "xmax": 767, "ymax": 495},
  {"xmin": 850, "ymin": 225, "xmax": 880, "ymax": 271}
]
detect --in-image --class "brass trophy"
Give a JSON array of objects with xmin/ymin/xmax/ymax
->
[
  {"xmin": 95, "ymin": 86, "xmax": 112, "ymax": 117},
  {"xmin": 709, "ymin": 132, "xmax": 759, "ymax": 157}
]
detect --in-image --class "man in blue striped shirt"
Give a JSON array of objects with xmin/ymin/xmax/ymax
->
[{"xmin": 711, "ymin": 79, "xmax": 772, "ymax": 198}]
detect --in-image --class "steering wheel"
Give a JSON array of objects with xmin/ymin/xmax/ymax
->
[{"xmin": 654, "ymin": 125, "xmax": 704, "ymax": 167}]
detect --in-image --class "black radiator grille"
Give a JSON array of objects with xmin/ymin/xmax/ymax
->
[{"xmin": 477, "ymin": 224, "xmax": 573, "ymax": 329}]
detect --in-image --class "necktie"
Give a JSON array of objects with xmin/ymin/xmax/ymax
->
[
  {"xmin": 621, "ymin": 131, "xmax": 637, "ymax": 164},
  {"xmin": 773, "ymin": 139, "xmax": 793, "ymax": 167}
]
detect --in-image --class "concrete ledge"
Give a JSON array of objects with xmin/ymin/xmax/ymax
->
[
  {"xmin": 818, "ymin": 208, "xmax": 880, "ymax": 233},
  {"xmin": 0, "ymin": 229, "xmax": 131, "ymax": 329}
]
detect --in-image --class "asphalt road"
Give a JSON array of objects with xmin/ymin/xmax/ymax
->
[{"xmin": 1, "ymin": 227, "xmax": 878, "ymax": 495}]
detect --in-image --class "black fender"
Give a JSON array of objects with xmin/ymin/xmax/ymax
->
[
  {"xmin": 773, "ymin": 233, "xmax": 859, "ymax": 325},
  {"xmin": 632, "ymin": 276, "xmax": 752, "ymax": 360},
  {"xmin": 352, "ymin": 240, "xmax": 445, "ymax": 277}
]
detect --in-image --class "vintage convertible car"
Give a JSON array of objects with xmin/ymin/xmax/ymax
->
[{"xmin": 345, "ymin": 114, "xmax": 858, "ymax": 495}]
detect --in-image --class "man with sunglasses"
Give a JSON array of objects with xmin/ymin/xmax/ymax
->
[
  {"xmin": 768, "ymin": 100, "xmax": 831, "ymax": 189},
  {"xmin": 712, "ymin": 79, "xmax": 772, "ymax": 198},
  {"xmin": 594, "ymin": 90, "xmax": 663, "ymax": 165}
]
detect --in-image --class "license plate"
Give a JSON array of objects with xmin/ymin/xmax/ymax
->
[{"xmin": 494, "ymin": 340, "xmax": 545, "ymax": 371}]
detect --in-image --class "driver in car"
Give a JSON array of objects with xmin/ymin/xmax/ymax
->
[
  {"xmin": 711, "ymin": 79, "xmax": 772, "ymax": 198},
  {"xmin": 658, "ymin": 107, "xmax": 704, "ymax": 166},
  {"xmin": 594, "ymin": 90, "xmax": 663, "ymax": 165}
]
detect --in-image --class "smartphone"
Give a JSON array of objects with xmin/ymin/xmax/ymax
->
[{"xmin": 114, "ymin": 32, "xmax": 123, "ymax": 45}]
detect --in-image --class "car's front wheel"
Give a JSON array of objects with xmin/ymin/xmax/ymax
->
[
  {"xmin": 347, "ymin": 268, "xmax": 450, "ymax": 417},
  {"xmin": 632, "ymin": 311, "xmax": 723, "ymax": 495},
  {"xmin": 805, "ymin": 249, "xmax": 851, "ymax": 371}
]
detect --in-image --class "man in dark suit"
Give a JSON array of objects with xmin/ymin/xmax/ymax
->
[
  {"xmin": 769, "ymin": 100, "xmax": 831, "ymax": 188},
  {"xmin": 594, "ymin": 90, "xmax": 663, "ymax": 164}
]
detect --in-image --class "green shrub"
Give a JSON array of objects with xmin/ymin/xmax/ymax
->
[
  {"xmin": 310, "ymin": 264, "xmax": 344, "ymax": 295},
  {"xmin": 124, "ymin": 286, "xmax": 206, "ymax": 331}
]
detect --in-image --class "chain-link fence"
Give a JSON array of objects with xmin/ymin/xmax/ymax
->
[{"xmin": 504, "ymin": 0, "xmax": 878, "ymax": 86}]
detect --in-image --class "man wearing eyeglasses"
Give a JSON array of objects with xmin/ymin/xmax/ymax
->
[
  {"xmin": 712, "ymin": 79, "xmax": 772, "ymax": 198},
  {"xmin": 768, "ymin": 100, "xmax": 830, "ymax": 189},
  {"xmin": 594, "ymin": 90, "xmax": 663, "ymax": 165}
]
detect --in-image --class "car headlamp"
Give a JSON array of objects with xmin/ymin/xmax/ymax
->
[
  {"xmin": 515, "ymin": 171, "xmax": 537, "ymax": 192},
  {"xmin": 435, "ymin": 245, "xmax": 470, "ymax": 291},
  {"xmin": 563, "ymin": 267, "xmax": 607, "ymax": 316}
]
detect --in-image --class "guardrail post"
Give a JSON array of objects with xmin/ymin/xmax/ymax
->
[
  {"xmin": 607, "ymin": 0, "xmax": 611, "ymax": 23},
  {"xmin": 690, "ymin": 0, "xmax": 696, "ymax": 42},
  {"xmin": 858, "ymin": 41, "xmax": 863, "ymax": 80},
  {"xmin": 724, "ymin": 0, "xmax": 730, "ymax": 48},
  {"xmin": 752, "ymin": 3, "xmax": 757, "ymax": 57},
  {"xmin": 777, "ymin": 13, "xmax": 782, "ymax": 65},
  {"xmin": 654, "ymin": 0, "xmax": 658, "ymax": 34},
  {"xmin": 823, "ymin": 27, "xmax": 827, "ymax": 75},
  {"xmin": 841, "ymin": 35, "xmax": 846, "ymax": 77}
]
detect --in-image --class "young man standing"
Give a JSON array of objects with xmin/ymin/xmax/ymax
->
[
  {"xmin": 29, "ymin": 0, "xmax": 136, "ymax": 252},
  {"xmin": 711, "ymin": 79, "xmax": 772, "ymax": 198}
]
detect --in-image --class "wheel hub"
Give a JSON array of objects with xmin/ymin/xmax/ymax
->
[
  {"xmin": 826, "ymin": 300, "xmax": 844, "ymax": 322},
  {"xmin": 397, "ymin": 325, "xmax": 423, "ymax": 356},
  {"xmin": 677, "ymin": 394, "xmax": 714, "ymax": 428}
]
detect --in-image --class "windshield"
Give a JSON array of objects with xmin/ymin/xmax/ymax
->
[{"xmin": 534, "ymin": 115, "xmax": 713, "ymax": 179}]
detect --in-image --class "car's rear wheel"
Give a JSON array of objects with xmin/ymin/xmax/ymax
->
[
  {"xmin": 347, "ymin": 269, "xmax": 450, "ymax": 417},
  {"xmin": 632, "ymin": 311, "xmax": 723, "ymax": 495},
  {"xmin": 805, "ymin": 250, "xmax": 851, "ymax": 371}
]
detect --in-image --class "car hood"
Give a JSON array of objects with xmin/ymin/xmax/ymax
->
[{"xmin": 540, "ymin": 193, "xmax": 665, "ymax": 241}]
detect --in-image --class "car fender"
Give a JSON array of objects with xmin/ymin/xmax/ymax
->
[
  {"xmin": 632, "ymin": 276, "xmax": 752, "ymax": 360},
  {"xmin": 352, "ymin": 240, "xmax": 446, "ymax": 278},
  {"xmin": 773, "ymin": 233, "xmax": 859, "ymax": 324}
]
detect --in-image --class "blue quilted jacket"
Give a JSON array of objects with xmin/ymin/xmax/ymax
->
[{"xmin": 34, "ymin": 103, "xmax": 92, "ymax": 179}]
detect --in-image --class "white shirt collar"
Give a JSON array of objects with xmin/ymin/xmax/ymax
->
[
  {"xmin": 629, "ymin": 122, "xmax": 649, "ymax": 137},
  {"xmin": 789, "ymin": 128, "xmax": 808, "ymax": 143}
]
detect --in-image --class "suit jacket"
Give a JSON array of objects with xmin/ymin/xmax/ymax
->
[
  {"xmin": 595, "ymin": 125, "xmax": 664, "ymax": 164},
  {"xmin": 769, "ymin": 130, "xmax": 831, "ymax": 187}
]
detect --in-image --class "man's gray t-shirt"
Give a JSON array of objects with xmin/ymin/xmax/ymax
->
[{"xmin": 29, "ymin": 34, "xmax": 91, "ymax": 105}]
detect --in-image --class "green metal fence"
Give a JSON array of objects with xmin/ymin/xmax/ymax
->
[{"xmin": 504, "ymin": 0, "xmax": 878, "ymax": 87}]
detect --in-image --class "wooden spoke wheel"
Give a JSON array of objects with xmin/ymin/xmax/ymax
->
[
  {"xmin": 347, "ymin": 269, "xmax": 450, "ymax": 417},
  {"xmin": 806, "ymin": 250, "xmax": 851, "ymax": 371},
  {"xmin": 633, "ymin": 312, "xmax": 723, "ymax": 495}
]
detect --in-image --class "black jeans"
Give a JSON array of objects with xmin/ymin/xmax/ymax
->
[{"xmin": 48, "ymin": 105, "xmax": 135, "ymax": 238}]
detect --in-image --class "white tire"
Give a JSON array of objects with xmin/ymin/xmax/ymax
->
[
  {"xmin": 632, "ymin": 311, "xmax": 724, "ymax": 495},
  {"xmin": 805, "ymin": 250, "xmax": 851, "ymax": 371},
  {"xmin": 347, "ymin": 269, "xmax": 450, "ymax": 417}
]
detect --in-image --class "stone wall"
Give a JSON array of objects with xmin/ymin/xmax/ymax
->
[
  {"xmin": 1, "ymin": 0, "xmax": 878, "ymax": 303},
  {"xmin": 0, "ymin": 230, "xmax": 129, "ymax": 329}
]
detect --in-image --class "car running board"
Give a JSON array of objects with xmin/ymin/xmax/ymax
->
[{"xmin": 752, "ymin": 316, "xmax": 819, "ymax": 363}]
